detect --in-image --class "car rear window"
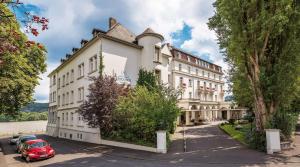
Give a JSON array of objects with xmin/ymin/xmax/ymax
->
[
  {"xmin": 21, "ymin": 137, "xmax": 36, "ymax": 142},
  {"xmin": 29, "ymin": 142, "xmax": 47, "ymax": 148}
]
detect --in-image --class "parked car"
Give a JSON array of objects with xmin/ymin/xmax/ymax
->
[
  {"xmin": 16, "ymin": 135, "xmax": 37, "ymax": 153},
  {"xmin": 9, "ymin": 134, "xmax": 21, "ymax": 145},
  {"xmin": 21, "ymin": 139, "xmax": 55, "ymax": 162}
]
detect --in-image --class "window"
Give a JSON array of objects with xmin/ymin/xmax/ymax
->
[
  {"xmin": 219, "ymin": 76, "xmax": 221, "ymax": 80},
  {"xmin": 62, "ymin": 113, "xmax": 64, "ymax": 121},
  {"xmin": 154, "ymin": 47, "xmax": 160, "ymax": 62},
  {"xmin": 70, "ymin": 134, "xmax": 72, "ymax": 139},
  {"xmin": 196, "ymin": 69, "xmax": 198, "ymax": 75},
  {"xmin": 66, "ymin": 72, "xmax": 69, "ymax": 84},
  {"xmin": 70, "ymin": 69, "xmax": 74, "ymax": 82},
  {"xmin": 66, "ymin": 92, "xmax": 69, "ymax": 105},
  {"xmin": 197, "ymin": 80, "xmax": 200, "ymax": 87},
  {"xmin": 70, "ymin": 91, "xmax": 74, "ymax": 104},
  {"xmin": 202, "ymin": 71, "xmax": 204, "ymax": 76},
  {"xmin": 209, "ymin": 83, "xmax": 212, "ymax": 89},
  {"xmin": 66, "ymin": 112, "xmax": 68, "ymax": 121},
  {"xmin": 62, "ymin": 94, "xmax": 65, "ymax": 105},
  {"xmin": 78, "ymin": 87, "xmax": 84, "ymax": 102},
  {"xmin": 49, "ymin": 93, "xmax": 52, "ymax": 103},
  {"xmin": 189, "ymin": 79, "xmax": 192, "ymax": 87},
  {"xmin": 221, "ymin": 85, "xmax": 223, "ymax": 91},
  {"xmin": 62, "ymin": 75, "xmax": 65, "ymax": 86},
  {"xmin": 188, "ymin": 66, "xmax": 191, "ymax": 73},
  {"xmin": 215, "ymin": 95, "xmax": 218, "ymax": 101},
  {"xmin": 53, "ymin": 91, "xmax": 56, "ymax": 102},
  {"xmin": 189, "ymin": 92, "xmax": 192, "ymax": 99},
  {"xmin": 58, "ymin": 78, "xmax": 60, "ymax": 88},
  {"xmin": 179, "ymin": 77, "xmax": 183, "ymax": 84},
  {"xmin": 208, "ymin": 72, "xmax": 210, "ymax": 78},
  {"xmin": 214, "ymin": 74, "xmax": 216, "ymax": 79},
  {"xmin": 78, "ymin": 63, "xmax": 84, "ymax": 78},
  {"xmin": 58, "ymin": 95, "xmax": 60, "ymax": 106},
  {"xmin": 215, "ymin": 84, "xmax": 218, "ymax": 90},
  {"xmin": 179, "ymin": 64, "xmax": 182, "ymax": 71},
  {"xmin": 71, "ymin": 112, "xmax": 73, "ymax": 121},
  {"xmin": 89, "ymin": 55, "xmax": 97, "ymax": 73},
  {"xmin": 53, "ymin": 75, "xmax": 56, "ymax": 85}
]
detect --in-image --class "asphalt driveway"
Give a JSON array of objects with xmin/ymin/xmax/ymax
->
[{"xmin": 0, "ymin": 123, "xmax": 298, "ymax": 167}]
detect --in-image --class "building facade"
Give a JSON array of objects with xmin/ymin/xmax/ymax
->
[{"xmin": 46, "ymin": 18, "xmax": 246, "ymax": 144}]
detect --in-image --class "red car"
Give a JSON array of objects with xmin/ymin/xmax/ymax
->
[{"xmin": 21, "ymin": 139, "xmax": 55, "ymax": 162}]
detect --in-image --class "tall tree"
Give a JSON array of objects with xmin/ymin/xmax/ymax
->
[
  {"xmin": 77, "ymin": 76, "xmax": 127, "ymax": 136},
  {"xmin": 0, "ymin": 3, "xmax": 46, "ymax": 116},
  {"xmin": 208, "ymin": 0, "xmax": 300, "ymax": 131}
]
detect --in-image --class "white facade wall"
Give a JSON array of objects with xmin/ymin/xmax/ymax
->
[{"xmin": 47, "ymin": 22, "xmax": 229, "ymax": 142}]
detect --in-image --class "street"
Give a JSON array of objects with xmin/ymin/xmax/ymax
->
[{"xmin": 0, "ymin": 123, "xmax": 299, "ymax": 167}]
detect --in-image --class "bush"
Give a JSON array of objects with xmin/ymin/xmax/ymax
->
[
  {"xmin": 228, "ymin": 118, "xmax": 235, "ymax": 125},
  {"xmin": 248, "ymin": 131, "xmax": 266, "ymax": 152},
  {"xmin": 111, "ymin": 86, "xmax": 181, "ymax": 146},
  {"xmin": 270, "ymin": 110, "xmax": 299, "ymax": 140}
]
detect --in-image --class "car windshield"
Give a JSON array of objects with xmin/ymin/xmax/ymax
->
[
  {"xmin": 13, "ymin": 136, "xmax": 19, "ymax": 139},
  {"xmin": 21, "ymin": 137, "xmax": 36, "ymax": 143},
  {"xmin": 29, "ymin": 142, "xmax": 47, "ymax": 148}
]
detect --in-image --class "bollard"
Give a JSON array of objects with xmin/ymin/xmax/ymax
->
[
  {"xmin": 265, "ymin": 129, "xmax": 281, "ymax": 154},
  {"xmin": 156, "ymin": 130, "xmax": 167, "ymax": 153}
]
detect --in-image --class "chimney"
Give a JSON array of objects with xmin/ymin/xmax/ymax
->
[{"xmin": 109, "ymin": 17, "xmax": 117, "ymax": 29}]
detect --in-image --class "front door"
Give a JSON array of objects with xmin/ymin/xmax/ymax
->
[{"xmin": 222, "ymin": 111, "xmax": 227, "ymax": 120}]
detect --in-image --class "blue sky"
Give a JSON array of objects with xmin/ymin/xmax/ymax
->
[{"xmin": 14, "ymin": 0, "xmax": 227, "ymax": 102}]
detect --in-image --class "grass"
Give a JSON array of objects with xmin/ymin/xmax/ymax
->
[{"xmin": 219, "ymin": 123, "xmax": 251, "ymax": 146}]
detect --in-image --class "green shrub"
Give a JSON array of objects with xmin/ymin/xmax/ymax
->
[
  {"xmin": 228, "ymin": 118, "xmax": 235, "ymax": 125},
  {"xmin": 248, "ymin": 131, "xmax": 266, "ymax": 152},
  {"xmin": 270, "ymin": 110, "xmax": 299, "ymax": 140}
]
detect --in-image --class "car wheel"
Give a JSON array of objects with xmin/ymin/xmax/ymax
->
[{"xmin": 26, "ymin": 156, "xmax": 31, "ymax": 162}]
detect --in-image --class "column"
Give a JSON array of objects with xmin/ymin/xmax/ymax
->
[
  {"xmin": 227, "ymin": 110, "xmax": 231, "ymax": 120},
  {"xmin": 185, "ymin": 111, "xmax": 190, "ymax": 125},
  {"xmin": 191, "ymin": 111, "xmax": 195, "ymax": 121},
  {"xmin": 215, "ymin": 110, "xmax": 218, "ymax": 120}
]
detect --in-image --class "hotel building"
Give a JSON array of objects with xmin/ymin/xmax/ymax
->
[{"xmin": 46, "ymin": 18, "xmax": 246, "ymax": 143}]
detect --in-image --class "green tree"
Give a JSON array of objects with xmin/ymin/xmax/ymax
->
[
  {"xmin": 208, "ymin": 0, "xmax": 300, "ymax": 131},
  {"xmin": 113, "ymin": 86, "xmax": 181, "ymax": 145},
  {"xmin": 77, "ymin": 76, "xmax": 126, "ymax": 136},
  {"xmin": 136, "ymin": 68, "xmax": 157, "ymax": 91},
  {"xmin": 0, "ymin": 4, "xmax": 47, "ymax": 116}
]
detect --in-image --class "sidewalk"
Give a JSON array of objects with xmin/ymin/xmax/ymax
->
[{"xmin": 274, "ymin": 116, "xmax": 300, "ymax": 164}]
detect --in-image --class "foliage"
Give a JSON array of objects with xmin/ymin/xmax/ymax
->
[
  {"xmin": 0, "ymin": 4, "xmax": 47, "ymax": 116},
  {"xmin": 0, "ymin": 1, "xmax": 48, "ymax": 54},
  {"xmin": 228, "ymin": 118, "xmax": 235, "ymax": 125},
  {"xmin": 77, "ymin": 75, "xmax": 128, "ymax": 136},
  {"xmin": 0, "ymin": 111, "xmax": 48, "ymax": 122},
  {"xmin": 269, "ymin": 109, "xmax": 299, "ymax": 140},
  {"xmin": 136, "ymin": 68, "xmax": 157, "ymax": 91},
  {"xmin": 208, "ymin": 0, "xmax": 300, "ymax": 131},
  {"xmin": 248, "ymin": 131, "xmax": 266, "ymax": 152},
  {"xmin": 21, "ymin": 102, "xmax": 49, "ymax": 112},
  {"xmin": 111, "ymin": 86, "xmax": 181, "ymax": 146}
]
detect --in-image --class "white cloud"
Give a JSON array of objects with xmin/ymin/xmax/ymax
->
[
  {"xmin": 34, "ymin": 62, "xmax": 59, "ymax": 103},
  {"xmin": 22, "ymin": 0, "xmax": 230, "ymax": 101}
]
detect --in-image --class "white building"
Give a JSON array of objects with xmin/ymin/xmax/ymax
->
[{"xmin": 47, "ymin": 18, "xmax": 246, "ymax": 144}]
